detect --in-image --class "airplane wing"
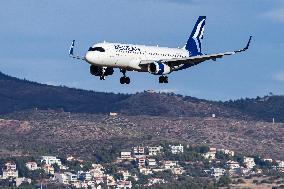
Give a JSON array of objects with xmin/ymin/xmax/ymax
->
[
  {"xmin": 69, "ymin": 40, "xmax": 86, "ymax": 60},
  {"xmin": 140, "ymin": 36, "xmax": 252, "ymax": 67}
]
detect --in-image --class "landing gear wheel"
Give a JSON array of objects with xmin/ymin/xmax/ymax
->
[
  {"xmin": 120, "ymin": 77, "xmax": 130, "ymax": 84},
  {"xmin": 100, "ymin": 76, "xmax": 105, "ymax": 80},
  {"xmin": 164, "ymin": 76, "xmax": 168, "ymax": 83},
  {"xmin": 159, "ymin": 76, "xmax": 163, "ymax": 83},
  {"xmin": 159, "ymin": 76, "xmax": 168, "ymax": 83},
  {"xmin": 125, "ymin": 77, "xmax": 130, "ymax": 84},
  {"xmin": 120, "ymin": 77, "xmax": 125, "ymax": 84}
]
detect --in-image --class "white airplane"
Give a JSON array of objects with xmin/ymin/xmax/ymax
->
[{"xmin": 69, "ymin": 16, "xmax": 251, "ymax": 84}]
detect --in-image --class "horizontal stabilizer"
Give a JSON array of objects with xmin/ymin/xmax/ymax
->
[{"xmin": 69, "ymin": 40, "xmax": 85, "ymax": 60}]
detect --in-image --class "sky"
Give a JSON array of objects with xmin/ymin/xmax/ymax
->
[{"xmin": 0, "ymin": 0, "xmax": 284, "ymax": 100}]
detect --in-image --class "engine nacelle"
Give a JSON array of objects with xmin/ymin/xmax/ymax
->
[
  {"xmin": 90, "ymin": 65, "xmax": 100, "ymax": 76},
  {"xmin": 90, "ymin": 65, "xmax": 114, "ymax": 76},
  {"xmin": 148, "ymin": 62, "xmax": 171, "ymax": 75}
]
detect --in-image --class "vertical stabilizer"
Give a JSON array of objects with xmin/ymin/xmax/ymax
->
[{"xmin": 185, "ymin": 16, "xmax": 206, "ymax": 56}]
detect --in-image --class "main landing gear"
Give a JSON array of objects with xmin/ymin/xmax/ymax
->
[
  {"xmin": 120, "ymin": 69, "xmax": 130, "ymax": 85},
  {"xmin": 159, "ymin": 75, "xmax": 168, "ymax": 83}
]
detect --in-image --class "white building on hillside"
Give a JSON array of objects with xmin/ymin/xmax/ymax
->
[
  {"xmin": 147, "ymin": 178, "xmax": 166, "ymax": 186},
  {"xmin": 109, "ymin": 112, "xmax": 118, "ymax": 116},
  {"xmin": 139, "ymin": 167, "xmax": 153, "ymax": 175},
  {"xmin": 120, "ymin": 151, "xmax": 132, "ymax": 160},
  {"xmin": 78, "ymin": 171, "xmax": 92, "ymax": 181},
  {"xmin": 42, "ymin": 164, "xmax": 55, "ymax": 175},
  {"xmin": 133, "ymin": 146, "xmax": 145, "ymax": 158},
  {"xmin": 146, "ymin": 159, "xmax": 157, "ymax": 167},
  {"xmin": 172, "ymin": 167, "xmax": 185, "ymax": 175},
  {"xmin": 137, "ymin": 157, "xmax": 146, "ymax": 167},
  {"xmin": 235, "ymin": 167, "xmax": 252, "ymax": 176},
  {"xmin": 2, "ymin": 162, "xmax": 18, "ymax": 179},
  {"xmin": 170, "ymin": 144, "xmax": 184, "ymax": 154},
  {"xmin": 210, "ymin": 168, "xmax": 226, "ymax": 178},
  {"xmin": 163, "ymin": 161, "xmax": 178, "ymax": 169},
  {"xmin": 41, "ymin": 156, "xmax": 62, "ymax": 166},
  {"xmin": 244, "ymin": 157, "xmax": 256, "ymax": 169},
  {"xmin": 217, "ymin": 149, "xmax": 235, "ymax": 157},
  {"xmin": 116, "ymin": 180, "xmax": 132, "ymax": 189},
  {"xmin": 66, "ymin": 156, "xmax": 75, "ymax": 161},
  {"xmin": 2, "ymin": 169, "xmax": 19, "ymax": 179},
  {"xmin": 202, "ymin": 148, "xmax": 216, "ymax": 161},
  {"xmin": 263, "ymin": 158, "xmax": 273, "ymax": 162},
  {"xmin": 65, "ymin": 172, "xmax": 78, "ymax": 182},
  {"xmin": 226, "ymin": 161, "xmax": 240, "ymax": 169},
  {"xmin": 90, "ymin": 164, "xmax": 105, "ymax": 178},
  {"xmin": 5, "ymin": 162, "xmax": 17, "ymax": 170},
  {"xmin": 26, "ymin": 162, "xmax": 38, "ymax": 171},
  {"xmin": 148, "ymin": 146, "xmax": 163, "ymax": 156},
  {"xmin": 276, "ymin": 160, "xmax": 284, "ymax": 168}
]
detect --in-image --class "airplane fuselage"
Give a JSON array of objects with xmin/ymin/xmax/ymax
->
[{"xmin": 85, "ymin": 42, "xmax": 190, "ymax": 72}]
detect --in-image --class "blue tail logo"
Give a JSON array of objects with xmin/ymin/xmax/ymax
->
[{"xmin": 185, "ymin": 16, "xmax": 206, "ymax": 56}]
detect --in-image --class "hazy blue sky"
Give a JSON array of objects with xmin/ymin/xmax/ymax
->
[{"xmin": 0, "ymin": 0, "xmax": 284, "ymax": 100}]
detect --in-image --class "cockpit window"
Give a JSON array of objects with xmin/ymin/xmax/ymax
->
[{"xmin": 88, "ymin": 47, "xmax": 105, "ymax": 52}]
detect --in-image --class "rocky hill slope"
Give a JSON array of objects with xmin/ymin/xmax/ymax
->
[{"xmin": 0, "ymin": 110, "xmax": 283, "ymax": 160}]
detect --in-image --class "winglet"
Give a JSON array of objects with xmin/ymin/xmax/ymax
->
[
  {"xmin": 245, "ymin": 36, "xmax": 252, "ymax": 50},
  {"xmin": 235, "ymin": 36, "xmax": 252, "ymax": 53},
  {"xmin": 69, "ymin": 40, "xmax": 75, "ymax": 56}
]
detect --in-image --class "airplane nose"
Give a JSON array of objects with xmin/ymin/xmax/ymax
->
[{"xmin": 85, "ymin": 52, "xmax": 93, "ymax": 63}]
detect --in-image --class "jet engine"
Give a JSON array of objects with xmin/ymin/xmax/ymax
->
[
  {"xmin": 90, "ymin": 65, "xmax": 114, "ymax": 76},
  {"xmin": 148, "ymin": 62, "xmax": 171, "ymax": 75}
]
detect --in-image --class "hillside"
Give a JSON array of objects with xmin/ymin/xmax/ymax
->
[
  {"xmin": 0, "ymin": 71, "xmax": 284, "ymax": 161},
  {"xmin": 0, "ymin": 110, "xmax": 283, "ymax": 160},
  {"xmin": 0, "ymin": 71, "xmax": 129, "ymax": 114},
  {"xmin": 0, "ymin": 71, "xmax": 241, "ymax": 119},
  {"xmin": 223, "ymin": 96, "xmax": 284, "ymax": 123},
  {"xmin": 0, "ymin": 71, "xmax": 284, "ymax": 122}
]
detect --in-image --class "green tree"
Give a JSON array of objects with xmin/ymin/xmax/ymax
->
[
  {"xmin": 53, "ymin": 163, "xmax": 60, "ymax": 172},
  {"xmin": 27, "ymin": 169, "xmax": 47, "ymax": 181},
  {"xmin": 113, "ymin": 173, "xmax": 123, "ymax": 180},
  {"xmin": 104, "ymin": 164, "xmax": 118, "ymax": 175},
  {"xmin": 15, "ymin": 159, "xmax": 29, "ymax": 177},
  {"xmin": 218, "ymin": 175, "xmax": 231, "ymax": 187},
  {"xmin": 195, "ymin": 146, "xmax": 210, "ymax": 154},
  {"xmin": 153, "ymin": 170, "xmax": 174, "ymax": 182},
  {"xmin": 18, "ymin": 183, "xmax": 34, "ymax": 189},
  {"xmin": 82, "ymin": 161, "xmax": 92, "ymax": 172},
  {"xmin": 137, "ymin": 174, "xmax": 151, "ymax": 186},
  {"xmin": 215, "ymin": 152, "xmax": 229, "ymax": 160}
]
